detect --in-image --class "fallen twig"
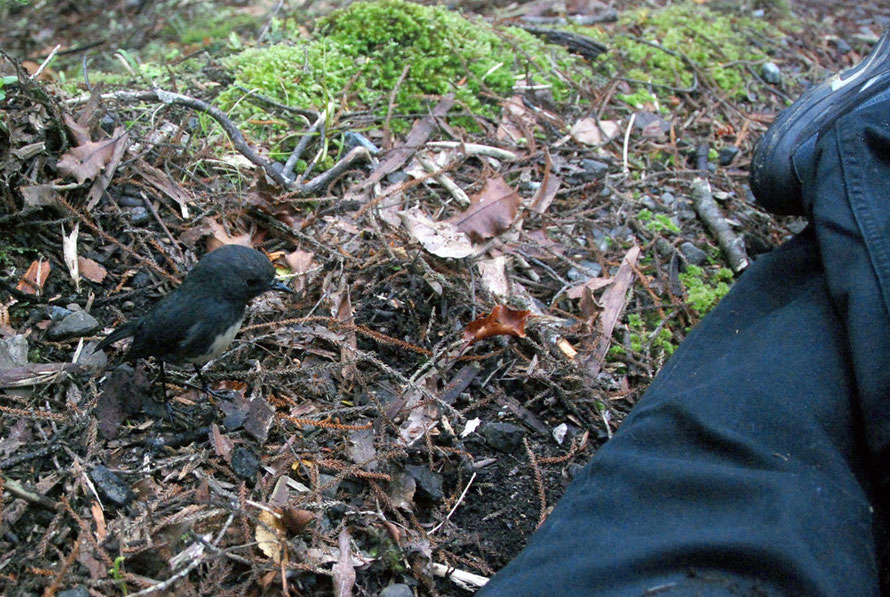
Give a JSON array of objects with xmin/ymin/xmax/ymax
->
[
  {"xmin": 64, "ymin": 89, "xmax": 370, "ymax": 193},
  {"xmin": 691, "ymin": 145, "xmax": 749, "ymax": 273}
]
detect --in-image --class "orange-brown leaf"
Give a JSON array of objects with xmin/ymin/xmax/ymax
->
[
  {"xmin": 452, "ymin": 177, "xmax": 520, "ymax": 242},
  {"xmin": 17, "ymin": 260, "xmax": 51, "ymax": 295},
  {"xmin": 463, "ymin": 305, "xmax": 530, "ymax": 344}
]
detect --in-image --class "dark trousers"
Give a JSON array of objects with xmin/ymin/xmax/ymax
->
[{"xmin": 479, "ymin": 104, "xmax": 890, "ymax": 596}]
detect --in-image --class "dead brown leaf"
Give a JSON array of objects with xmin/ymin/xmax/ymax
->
[
  {"xmin": 570, "ymin": 117, "xmax": 620, "ymax": 146},
  {"xmin": 16, "ymin": 259, "xmax": 50, "ymax": 295},
  {"xmin": 463, "ymin": 305, "xmax": 530, "ymax": 344},
  {"xmin": 256, "ymin": 509, "xmax": 287, "ymax": 564},
  {"xmin": 78, "ymin": 256, "xmax": 107, "ymax": 283},
  {"xmin": 57, "ymin": 114, "xmax": 127, "ymax": 184},
  {"xmin": 205, "ymin": 218, "xmax": 254, "ymax": 250},
  {"xmin": 332, "ymin": 528, "xmax": 356, "ymax": 597},
  {"xmin": 452, "ymin": 177, "xmax": 520, "ymax": 242}
]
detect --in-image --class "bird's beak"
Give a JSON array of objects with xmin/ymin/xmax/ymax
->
[{"xmin": 270, "ymin": 280, "xmax": 295, "ymax": 294}]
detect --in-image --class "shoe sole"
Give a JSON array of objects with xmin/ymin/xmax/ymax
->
[{"xmin": 750, "ymin": 28, "xmax": 890, "ymax": 215}]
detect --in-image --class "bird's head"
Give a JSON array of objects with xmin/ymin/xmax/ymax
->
[{"xmin": 188, "ymin": 245, "xmax": 294, "ymax": 304}]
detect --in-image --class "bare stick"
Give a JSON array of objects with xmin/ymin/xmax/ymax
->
[
  {"xmin": 690, "ymin": 177, "xmax": 749, "ymax": 273},
  {"xmin": 63, "ymin": 89, "xmax": 371, "ymax": 193}
]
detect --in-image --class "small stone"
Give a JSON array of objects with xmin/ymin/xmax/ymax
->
[
  {"xmin": 580, "ymin": 159, "xmax": 609, "ymax": 180},
  {"xmin": 0, "ymin": 335, "xmax": 28, "ymax": 369},
  {"xmin": 117, "ymin": 195, "xmax": 143, "ymax": 208},
  {"xmin": 654, "ymin": 238, "xmax": 674, "ymax": 257},
  {"xmin": 58, "ymin": 588, "xmax": 91, "ymax": 597},
  {"xmin": 567, "ymin": 260, "xmax": 603, "ymax": 281},
  {"xmin": 405, "ymin": 464, "xmax": 444, "ymax": 501},
  {"xmin": 128, "ymin": 206, "xmax": 150, "ymax": 225},
  {"xmin": 718, "ymin": 146, "xmax": 740, "ymax": 166},
  {"xmin": 679, "ymin": 242, "xmax": 708, "ymax": 266},
  {"xmin": 132, "ymin": 271, "xmax": 152, "ymax": 288},
  {"xmin": 660, "ymin": 192, "xmax": 677, "ymax": 211},
  {"xmin": 47, "ymin": 311, "xmax": 100, "ymax": 340},
  {"xmin": 231, "ymin": 446, "xmax": 260, "ymax": 480},
  {"xmin": 761, "ymin": 62, "xmax": 782, "ymax": 85},
  {"xmin": 343, "ymin": 131, "xmax": 380, "ymax": 154},
  {"xmin": 380, "ymin": 584, "xmax": 414, "ymax": 597},
  {"xmin": 678, "ymin": 208, "xmax": 697, "ymax": 222},
  {"xmin": 639, "ymin": 194, "xmax": 658, "ymax": 211},
  {"xmin": 90, "ymin": 465, "xmax": 135, "ymax": 507},
  {"xmin": 99, "ymin": 114, "xmax": 116, "ymax": 135},
  {"xmin": 386, "ymin": 171, "xmax": 410, "ymax": 185},
  {"xmin": 47, "ymin": 305, "xmax": 73, "ymax": 321},
  {"xmin": 481, "ymin": 421, "xmax": 525, "ymax": 453}
]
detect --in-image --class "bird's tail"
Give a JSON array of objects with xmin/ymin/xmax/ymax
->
[{"xmin": 94, "ymin": 321, "xmax": 137, "ymax": 352}]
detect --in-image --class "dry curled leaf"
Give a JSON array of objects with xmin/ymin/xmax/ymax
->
[
  {"xmin": 452, "ymin": 177, "xmax": 520, "ymax": 242},
  {"xmin": 463, "ymin": 305, "xmax": 530, "ymax": 344},
  {"xmin": 57, "ymin": 115, "xmax": 127, "ymax": 184},
  {"xmin": 16, "ymin": 259, "xmax": 51, "ymax": 295},
  {"xmin": 256, "ymin": 509, "xmax": 287, "ymax": 564}
]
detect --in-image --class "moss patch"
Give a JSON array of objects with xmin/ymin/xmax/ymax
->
[
  {"xmin": 218, "ymin": 0, "xmax": 589, "ymax": 138},
  {"xmin": 680, "ymin": 264, "xmax": 733, "ymax": 315},
  {"xmin": 582, "ymin": 2, "xmax": 779, "ymax": 106}
]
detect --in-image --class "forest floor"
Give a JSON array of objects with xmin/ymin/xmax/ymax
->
[{"xmin": 0, "ymin": 0, "xmax": 886, "ymax": 595}]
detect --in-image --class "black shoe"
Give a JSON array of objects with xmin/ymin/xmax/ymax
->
[{"xmin": 750, "ymin": 28, "xmax": 890, "ymax": 215}]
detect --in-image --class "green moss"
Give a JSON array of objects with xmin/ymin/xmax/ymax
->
[
  {"xmin": 680, "ymin": 264, "xmax": 733, "ymax": 314},
  {"xmin": 160, "ymin": 3, "xmax": 262, "ymax": 48},
  {"xmin": 218, "ymin": 0, "xmax": 588, "ymax": 139},
  {"xmin": 582, "ymin": 1, "xmax": 778, "ymax": 105},
  {"xmin": 623, "ymin": 312, "xmax": 676, "ymax": 358},
  {"xmin": 638, "ymin": 209, "xmax": 680, "ymax": 235}
]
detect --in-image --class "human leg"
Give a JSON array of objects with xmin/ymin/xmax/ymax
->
[{"xmin": 479, "ymin": 230, "xmax": 880, "ymax": 596}]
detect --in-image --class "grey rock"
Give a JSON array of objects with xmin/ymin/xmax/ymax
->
[
  {"xmin": 654, "ymin": 238, "xmax": 675, "ymax": 257},
  {"xmin": 660, "ymin": 192, "xmax": 677, "ymax": 211},
  {"xmin": 567, "ymin": 260, "xmax": 603, "ymax": 281},
  {"xmin": 90, "ymin": 465, "xmax": 135, "ymax": 507},
  {"xmin": 58, "ymin": 588, "xmax": 91, "ymax": 597},
  {"xmin": 639, "ymin": 194, "xmax": 658, "ymax": 211},
  {"xmin": 0, "ymin": 335, "xmax": 28, "ymax": 369},
  {"xmin": 482, "ymin": 421, "xmax": 525, "ymax": 453},
  {"xmin": 343, "ymin": 131, "xmax": 380, "ymax": 154},
  {"xmin": 679, "ymin": 242, "xmax": 708, "ymax": 266},
  {"xmin": 386, "ymin": 171, "xmax": 410, "ymax": 185},
  {"xmin": 47, "ymin": 305, "xmax": 73, "ymax": 321},
  {"xmin": 678, "ymin": 208, "xmax": 697, "ymax": 222},
  {"xmin": 718, "ymin": 146, "xmax": 740, "ymax": 166},
  {"xmin": 405, "ymin": 464, "xmax": 444, "ymax": 501},
  {"xmin": 379, "ymin": 584, "xmax": 414, "ymax": 597},
  {"xmin": 761, "ymin": 62, "xmax": 782, "ymax": 85},
  {"xmin": 47, "ymin": 311, "xmax": 100, "ymax": 340},
  {"xmin": 580, "ymin": 159, "xmax": 609, "ymax": 180},
  {"xmin": 128, "ymin": 206, "xmax": 150, "ymax": 225},
  {"xmin": 231, "ymin": 446, "xmax": 260, "ymax": 480},
  {"xmin": 117, "ymin": 195, "xmax": 143, "ymax": 208}
]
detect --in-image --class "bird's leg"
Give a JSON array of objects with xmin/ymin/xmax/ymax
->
[
  {"xmin": 160, "ymin": 360, "xmax": 175, "ymax": 422},
  {"xmin": 193, "ymin": 364, "xmax": 229, "ymax": 399}
]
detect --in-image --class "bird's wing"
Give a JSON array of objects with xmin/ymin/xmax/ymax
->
[{"xmin": 130, "ymin": 295, "xmax": 244, "ymax": 363}]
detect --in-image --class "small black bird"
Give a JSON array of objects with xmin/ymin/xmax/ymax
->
[{"xmin": 96, "ymin": 244, "xmax": 293, "ymax": 398}]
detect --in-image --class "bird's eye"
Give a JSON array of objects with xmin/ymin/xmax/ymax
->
[{"xmin": 246, "ymin": 277, "xmax": 261, "ymax": 287}]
